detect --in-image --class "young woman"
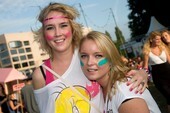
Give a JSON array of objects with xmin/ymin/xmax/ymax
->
[
  {"xmin": 79, "ymin": 31, "xmax": 161, "ymax": 113},
  {"xmin": 143, "ymin": 31, "xmax": 170, "ymax": 113},
  {"xmin": 0, "ymin": 84, "xmax": 9, "ymax": 113},
  {"xmin": 32, "ymin": 2, "xmax": 148, "ymax": 113}
]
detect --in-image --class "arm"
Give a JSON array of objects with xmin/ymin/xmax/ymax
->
[
  {"xmin": 8, "ymin": 100, "xmax": 21, "ymax": 111},
  {"xmin": 118, "ymin": 98, "xmax": 150, "ymax": 113},
  {"xmin": 32, "ymin": 67, "xmax": 46, "ymax": 90},
  {"xmin": 164, "ymin": 47, "xmax": 170, "ymax": 63},
  {"xmin": 126, "ymin": 53, "xmax": 149, "ymax": 94}
]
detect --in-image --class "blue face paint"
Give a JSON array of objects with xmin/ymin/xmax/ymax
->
[
  {"xmin": 98, "ymin": 58, "xmax": 108, "ymax": 66},
  {"xmin": 80, "ymin": 60, "xmax": 84, "ymax": 67}
]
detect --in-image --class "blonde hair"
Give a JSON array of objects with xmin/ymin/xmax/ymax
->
[
  {"xmin": 79, "ymin": 31, "xmax": 130, "ymax": 100},
  {"xmin": 143, "ymin": 31, "xmax": 165, "ymax": 55},
  {"xmin": 33, "ymin": 2, "xmax": 82, "ymax": 59}
]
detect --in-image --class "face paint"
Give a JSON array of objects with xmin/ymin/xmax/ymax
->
[
  {"xmin": 98, "ymin": 58, "xmax": 108, "ymax": 66},
  {"xmin": 45, "ymin": 34, "xmax": 54, "ymax": 40},
  {"xmin": 43, "ymin": 15, "xmax": 68, "ymax": 24},
  {"xmin": 80, "ymin": 60, "xmax": 84, "ymax": 67},
  {"xmin": 65, "ymin": 31, "xmax": 71, "ymax": 38}
]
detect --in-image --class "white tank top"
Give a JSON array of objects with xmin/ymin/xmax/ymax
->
[{"xmin": 149, "ymin": 51, "xmax": 167, "ymax": 65}]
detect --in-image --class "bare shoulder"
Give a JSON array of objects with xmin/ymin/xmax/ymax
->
[
  {"xmin": 118, "ymin": 98, "xmax": 149, "ymax": 113},
  {"xmin": 32, "ymin": 67, "xmax": 46, "ymax": 90}
]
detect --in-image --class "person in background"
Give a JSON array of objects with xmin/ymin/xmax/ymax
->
[
  {"xmin": 161, "ymin": 29, "xmax": 170, "ymax": 49},
  {"xmin": 21, "ymin": 77, "xmax": 40, "ymax": 113},
  {"xmin": 8, "ymin": 93, "xmax": 23, "ymax": 113},
  {"xmin": 79, "ymin": 31, "xmax": 161, "ymax": 113},
  {"xmin": 0, "ymin": 84, "xmax": 9, "ymax": 113},
  {"xmin": 143, "ymin": 31, "xmax": 170, "ymax": 113},
  {"xmin": 32, "ymin": 2, "xmax": 148, "ymax": 113}
]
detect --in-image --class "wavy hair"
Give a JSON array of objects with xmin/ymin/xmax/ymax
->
[
  {"xmin": 143, "ymin": 31, "xmax": 165, "ymax": 55},
  {"xmin": 33, "ymin": 2, "xmax": 82, "ymax": 59},
  {"xmin": 79, "ymin": 31, "xmax": 130, "ymax": 100}
]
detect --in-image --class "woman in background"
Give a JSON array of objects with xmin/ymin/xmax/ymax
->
[
  {"xmin": 0, "ymin": 84, "xmax": 9, "ymax": 113},
  {"xmin": 143, "ymin": 31, "xmax": 170, "ymax": 113}
]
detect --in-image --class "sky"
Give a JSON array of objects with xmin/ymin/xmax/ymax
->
[{"xmin": 0, "ymin": 0, "xmax": 131, "ymax": 41}]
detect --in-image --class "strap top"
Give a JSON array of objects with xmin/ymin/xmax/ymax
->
[{"xmin": 40, "ymin": 59, "xmax": 55, "ymax": 85}]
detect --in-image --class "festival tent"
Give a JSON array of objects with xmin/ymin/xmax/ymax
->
[
  {"xmin": 0, "ymin": 68, "xmax": 27, "ymax": 83},
  {"xmin": 0, "ymin": 68, "xmax": 27, "ymax": 94},
  {"xmin": 146, "ymin": 16, "xmax": 166, "ymax": 34}
]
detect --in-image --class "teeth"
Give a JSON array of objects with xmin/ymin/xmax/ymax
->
[
  {"xmin": 54, "ymin": 39, "xmax": 64, "ymax": 43},
  {"xmin": 88, "ymin": 69, "xmax": 97, "ymax": 72}
]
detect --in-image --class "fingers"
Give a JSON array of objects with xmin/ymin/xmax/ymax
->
[{"xmin": 126, "ymin": 69, "xmax": 148, "ymax": 94}]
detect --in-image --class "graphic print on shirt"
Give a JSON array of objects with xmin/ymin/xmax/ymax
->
[
  {"xmin": 55, "ymin": 86, "xmax": 90, "ymax": 113},
  {"xmin": 54, "ymin": 81, "xmax": 100, "ymax": 113}
]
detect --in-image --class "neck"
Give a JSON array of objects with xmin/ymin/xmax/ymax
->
[{"xmin": 52, "ymin": 46, "xmax": 74, "ymax": 62}]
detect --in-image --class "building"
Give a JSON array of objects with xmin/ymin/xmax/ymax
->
[{"xmin": 0, "ymin": 32, "xmax": 49, "ymax": 76}]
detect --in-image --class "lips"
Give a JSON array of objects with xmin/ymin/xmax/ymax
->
[{"xmin": 87, "ymin": 68, "xmax": 98, "ymax": 72}]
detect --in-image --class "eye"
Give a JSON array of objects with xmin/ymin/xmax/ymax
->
[
  {"xmin": 80, "ymin": 54, "xmax": 88, "ymax": 59},
  {"xmin": 45, "ymin": 26, "xmax": 54, "ymax": 31},
  {"xmin": 60, "ymin": 23, "xmax": 69, "ymax": 28},
  {"xmin": 95, "ymin": 54, "xmax": 103, "ymax": 59}
]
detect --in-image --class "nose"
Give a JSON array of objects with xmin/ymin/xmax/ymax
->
[
  {"xmin": 54, "ymin": 27, "xmax": 62, "ymax": 37},
  {"xmin": 87, "ymin": 56, "xmax": 96, "ymax": 66}
]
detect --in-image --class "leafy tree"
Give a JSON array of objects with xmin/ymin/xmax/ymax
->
[{"xmin": 127, "ymin": 0, "xmax": 170, "ymax": 39}]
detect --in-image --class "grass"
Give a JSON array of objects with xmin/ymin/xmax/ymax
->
[{"xmin": 148, "ymin": 82, "xmax": 168, "ymax": 113}]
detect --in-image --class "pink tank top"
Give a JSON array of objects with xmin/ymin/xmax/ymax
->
[{"xmin": 44, "ymin": 59, "xmax": 55, "ymax": 85}]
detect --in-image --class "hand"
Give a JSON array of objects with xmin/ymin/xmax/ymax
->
[{"xmin": 126, "ymin": 69, "xmax": 148, "ymax": 94}]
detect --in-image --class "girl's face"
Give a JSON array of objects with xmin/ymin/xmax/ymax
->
[
  {"xmin": 151, "ymin": 35, "xmax": 162, "ymax": 46},
  {"xmin": 43, "ymin": 11, "xmax": 73, "ymax": 52},
  {"xmin": 162, "ymin": 32, "xmax": 170, "ymax": 43},
  {"xmin": 79, "ymin": 39, "xmax": 110, "ymax": 85}
]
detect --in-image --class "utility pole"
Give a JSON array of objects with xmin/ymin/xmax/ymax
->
[
  {"xmin": 110, "ymin": 8, "xmax": 118, "ymax": 27},
  {"xmin": 79, "ymin": 3, "xmax": 89, "ymax": 28},
  {"xmin": 110, "ymin": 8, "xmax": 127, "ymax": 57}
]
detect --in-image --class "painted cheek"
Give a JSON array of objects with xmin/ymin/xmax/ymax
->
[
  {"xmin": 45, "ymin": 34, "xmax": 54, "ymax": 40},
  {"xmin": 80, "ymin": 60, "xmax": 84, "ymax": 67},
  {"xmin": 98, "ymin": 58, "xmax": 108, "ymax": 66},
  {"xmin": 65, "ymin": 31, "xmax": 72, "ymax": 38}
]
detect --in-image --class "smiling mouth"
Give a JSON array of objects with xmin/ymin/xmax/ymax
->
[
  {"xmin": 54, "ymin": 38, "xmax": 65, "ymax": 43},
  {"xmin": 87, "ymin": 69, "xmax": 98, "ymax": 72}
]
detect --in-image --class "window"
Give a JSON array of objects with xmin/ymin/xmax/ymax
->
[
  {"xmin": 0, "ymin": 51, "xmax": 9, "ymax": 58},
  {"xmin": 14, "ymin": 64, "xmax": 21, "ymax": 69},
  {"xmin": 0, "ymin": 44, "xmax": 7, "ymax": 52},
  {"xmin": 24, "ymin": 41, "xmax": 30, "ymax": 46},
  {"xmin": 22, "ymin": 62, "xmax": 28, "ymax": 67},
  {"xmin": 18, "ymin": 48, "xmax": 25, "ymax": 53},
  {"xmin": 1, "ymin": 58, "xmax": 11, "ymax": 65},
  {"xmin": 9, "ymin": 41, "xmax": 22, "ymax": 48},
  {"xmin": 12, "ymin": 56, "xmax": 19, "ymax": 62},
  {"xmin": 29, "ymin": 61, "xmax": 35, "ymax": 66},
  {"xmin": 27, "ymin": 54, "xmax": 33, "ymax": 59},
  {"xmin": 20, "ymin": 55, "xmax": 26, "ymax": 60},
  {"xmin": 10, "ymin": 50, "xmax": 17, "ymax": 55},
  {"xmin": 25, "ymin": 48, "xmax": 31, "ymax": 52}
]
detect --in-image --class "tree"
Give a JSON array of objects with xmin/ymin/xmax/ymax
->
[{"xmin": 127, "ymin": 0, "xmax": 170, "ymax": 38}]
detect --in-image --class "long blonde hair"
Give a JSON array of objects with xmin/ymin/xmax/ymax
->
[
  {"xmin": 79, "ymin": 31, "xmax": 130, "ymax": 100},
  {"xmin": 33, "ymin": 2, "xmax": 82, "ymax": 59},
  {"xmin": 143, "ymin": 31, "xmax": 165, "ymax": 55}
]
